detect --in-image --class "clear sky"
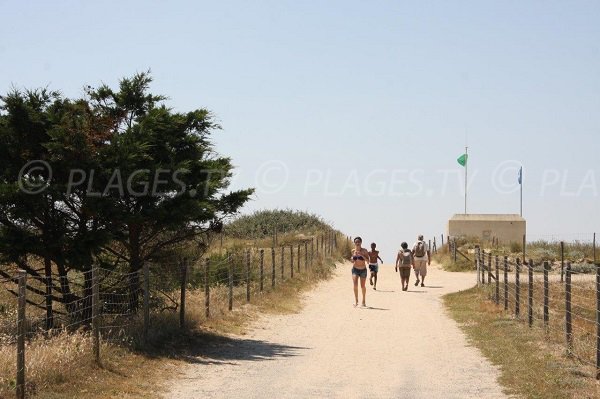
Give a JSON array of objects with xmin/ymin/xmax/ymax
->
[{"xmin": 1, "ymin": 1, "xmax": 599, "ymax": 259}]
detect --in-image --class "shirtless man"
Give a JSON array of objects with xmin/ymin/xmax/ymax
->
[
  {"xmin": 350, "ymin": 236, "xmax": 370, "ymax": 307},
  {"xmin": 368, "ymin": 242, "xmax": 384, "ymax": 290}
]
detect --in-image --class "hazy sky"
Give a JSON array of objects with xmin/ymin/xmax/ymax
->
[{"xmin": 1, "ymin": 1, "xmax": 599, "ymax": 258}]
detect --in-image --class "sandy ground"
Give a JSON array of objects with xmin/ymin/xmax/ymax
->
[{"xmin": 163, "ymin": 263, "xmax": 507, "ymax": 399}]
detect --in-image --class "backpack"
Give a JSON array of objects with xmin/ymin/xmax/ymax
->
[
  {"xmin": 414, "ymin": 241, "xmax": 426, "ymax": 257},
  {"xmin": 401, "ymin": 250, "xmax": 412, "ymax": 266}
]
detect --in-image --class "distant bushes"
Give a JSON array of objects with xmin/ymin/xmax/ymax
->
[{"xmin": 225, "ymin": 209, "xmax": 330, "ymax": 239}]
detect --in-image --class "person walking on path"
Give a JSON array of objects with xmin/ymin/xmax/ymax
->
[
  {"xmin": 368, "ymin": 242, "xmax": 383, "ymax": 290},
  {"xmin": 395, "ymin": 242, "xmax": 413, "ymax": 291},
  {"xmin": 412, "ymin": 234, "xmax": 430, "ymax": 287},
  {"xmin": 350, "ymin": 236, "xmax": 369, "ymax": 307}
]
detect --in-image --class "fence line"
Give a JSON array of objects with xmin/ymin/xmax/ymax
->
[
  {"xmin": 1, "ymin": 230, "xmax": 348, "ymax": 398},
  {"xmin": 473, "ymin": 246, "xmax": 600, "ymax": 380}
]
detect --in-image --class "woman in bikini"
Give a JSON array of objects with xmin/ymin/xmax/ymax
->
[{"xmin": 350, "ymin": 236, "xmax": 370, "ymax": 307}]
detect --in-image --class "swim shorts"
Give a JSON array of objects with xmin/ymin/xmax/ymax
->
[{"xmin": 352, "ymin": 267, "xmax": 368, "ymax": 278}]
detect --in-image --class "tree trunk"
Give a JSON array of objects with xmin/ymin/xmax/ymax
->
[
  {"xmin": 55, "ymin": 260, "xmax": 79, "ymax": 324},
  {"xmin": 82, "ymin": 266, "xmax": 93, "ymax": 324},
  {"xmin": 127, "ymin": 224, "xmax": 142, "ymax": 313}
]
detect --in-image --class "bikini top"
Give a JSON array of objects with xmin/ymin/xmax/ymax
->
[{"xmin": 352, "ymin": 250, "xmax": 365, "ymax": 261}]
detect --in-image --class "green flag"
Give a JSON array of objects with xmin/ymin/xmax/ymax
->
[{"xmin": 457, "ymin": 153, "xmax": 468, "ymax": 167}]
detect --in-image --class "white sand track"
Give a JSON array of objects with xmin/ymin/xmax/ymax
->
[{"xmin": 164, "ymin": 262, "xmax": 507, "ymax": 399}]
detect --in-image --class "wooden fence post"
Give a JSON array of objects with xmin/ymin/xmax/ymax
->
[
  {"xmin": 290, "ymin": 246, "xmax": 294, "ymax": 278},
  {"xmin": 304, "ymin": 242, "xmax": 308, "ymax": 271},
  {"xmin": 480, "ymin": 249, "xmax": 485, "ymax": 285},
  {"xmin": 504, "ymin": 256, "xmax": 508, "ymax": 311},
  {"xmin": 92, "ymin": 265, "xmax": 100, "ymax": 364},
  {"xmin": 45, "ymin": 272, "xmax": 53, "ymax": 331},
  {"xmin": 566, "ymin": 261, "xmax": 573, "ymax": 356},
  {"xmin": 204, "ymin": 258, "xmax": 210, "ymax": 318},
  {"xmin": 311, "ymin": 238, "xmax": 314, "ymax": 267},
  {"xmin": 488, "ymin": 252, "xmax": 492, "ymax": 285},
  {"xmin": 596, "ymin": 261, "xmax": 600, "ymax": 379},
  {"xmin": 179, "ymin": 259, "xmax": 188, "ymax": 328},
  {"xmin": 441, "ymin": 234, "xmax": 444, "ymax": 248},
  {"xmin": 16, "ymin": 270, "xmax": 26, "ymax": 399},
  {"xmin": 515, "ymin": 258, "xmax": 521, "ymax": 318},
  {"xmin": 297, "ymin": 244, "xmax": 301, "ymax": 273},
  {"xmin": 453, "ymin": 239, "xmax": 457, "ymax": 262},
  {"xmin": 259, "ymin": 249, "xmax": 264, "ymax": 292},
  {"xmin": 476, "ymin": 247, "xmax": 480, "ymax": 286},
  {"xmin": 246, "ymin": 250, "xmax": 251, "ymax": 303},
  {"xmin": 543, "ymin": 261, "xmax": 549, "ymax": 330},
  {"xmin": 528, "ymin": 259, "xmax": 533, "ymax": 327},
  {"xmin": 593, "ymin": 232, "xmax": 596, "ymax": 264},
  {"xmin": 271, "ymin": 248, "xmax": 276, "ymax": 288},
  {"xmin": 495, "ymin": 255, "xmax": 499, "ymax": 305},
  {"xmin": 142, "ymin": 263, "xmax": 150, "ymax": 344},
  {"xmin": 280, "ymin": 247, "xmax": 285, "ymax": 279},
  {"xmin": 229, "ymin": 253, "xmax": 234, "ymax": 311},
  {"xmin": 561, "ymin": 241, "xmax": 565, "ymax": 283}
]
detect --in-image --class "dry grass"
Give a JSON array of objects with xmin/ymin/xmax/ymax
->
[
  {"xmin": 0, "ymin": 330, "xmax": 174, "ymax": 399},
  {"xmin": 445, "ymin": 284, "xmax": 600, "ymax": 399},
  {"xmin": 487, "ymin": 274, "xmax": 599, "ymax": 369},
  {"xmin": 433, "ymin": 245, "xmax": 475, "ymax": 272},
  {"xmin": 0, "ymin": 250, "xmax": 342, "ymax": 398}
]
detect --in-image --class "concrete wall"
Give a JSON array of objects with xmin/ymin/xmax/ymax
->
[{"xmin": 447, "ymin": 219, "xmax": 526, "ymax": 244}]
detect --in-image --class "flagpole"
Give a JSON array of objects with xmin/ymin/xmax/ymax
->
[
  {"xmin": 520, "ymin": 167, "xmax": 523, "ymax": 217},
  {"xmin": 464, "ymin": 146, "xmax": 468, "ymax": 214}
]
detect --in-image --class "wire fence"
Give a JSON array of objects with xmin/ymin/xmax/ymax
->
[
  {"xmin": 474, "ymin": 246, "xmax": 600, "ymax": 380},
  {"xmin": 1, "ymin": 230, "xmax": 349, "ymax": 398}
]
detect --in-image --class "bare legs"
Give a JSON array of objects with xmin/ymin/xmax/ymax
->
[
  {"xmin": 352, "ymin": 275, "xmax": 359, "ymax": 306},
  {"xmin": 360, "ymin": 276, "xmax": 366, "ymax": 305},
  {"xmin": 352, "ymin": 274, "xmax": 367, "ymax": 306},
  {"xmin": 370, "ymin": 272, "xmax": 378, "ymax": 290},
  {"xmin": 399, "ymin": 268, "xmax": 409, "ymax": 291}
]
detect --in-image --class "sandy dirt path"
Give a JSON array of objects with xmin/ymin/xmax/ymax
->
[{"xmin": 164, "ymin": 263, "xmax": 507, "ymax": 399}]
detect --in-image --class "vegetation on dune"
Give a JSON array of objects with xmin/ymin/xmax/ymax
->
[
  {"xmin": 436, "ymin": 236, "xmax": 597, "ymax": 273},
  {"xmin": 225, "ymin": 209, "xmax": 330, "ymax": 239}
]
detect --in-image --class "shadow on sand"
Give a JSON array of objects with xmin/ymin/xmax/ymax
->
[{"xmin": 146, "ymin": 330, "xmax": 308, "ymax": 365}]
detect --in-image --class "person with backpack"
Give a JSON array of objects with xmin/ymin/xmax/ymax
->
[
  {"xmin": 412, "ymin": 234, "xmax": 430, "ymax": 287},
  {"xmin": 395, "ymin": 242, "xmax": 413, "ymax": 291}
]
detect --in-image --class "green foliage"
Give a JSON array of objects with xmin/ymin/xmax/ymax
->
[
  {"xmin": 225, "ymin": 209, "xmax": 329, "ymax": 239},
  {"xmin": 0, "ymin": 73, "xmax": 253, "ymax": 311},
  {"xmin": 570, "ymin": 263, "xmax": 596, "ymax": 274},
  {"xmin": 435, "ymin": 251, "xmax": 474, "ymax": 272},
  {"xmin": 529, "ymin": 247, "xmax": 557, "ymax": 261},
  {"xmin": 509, "ymin": 241, "xmax": 522, "ymax": 253}
]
